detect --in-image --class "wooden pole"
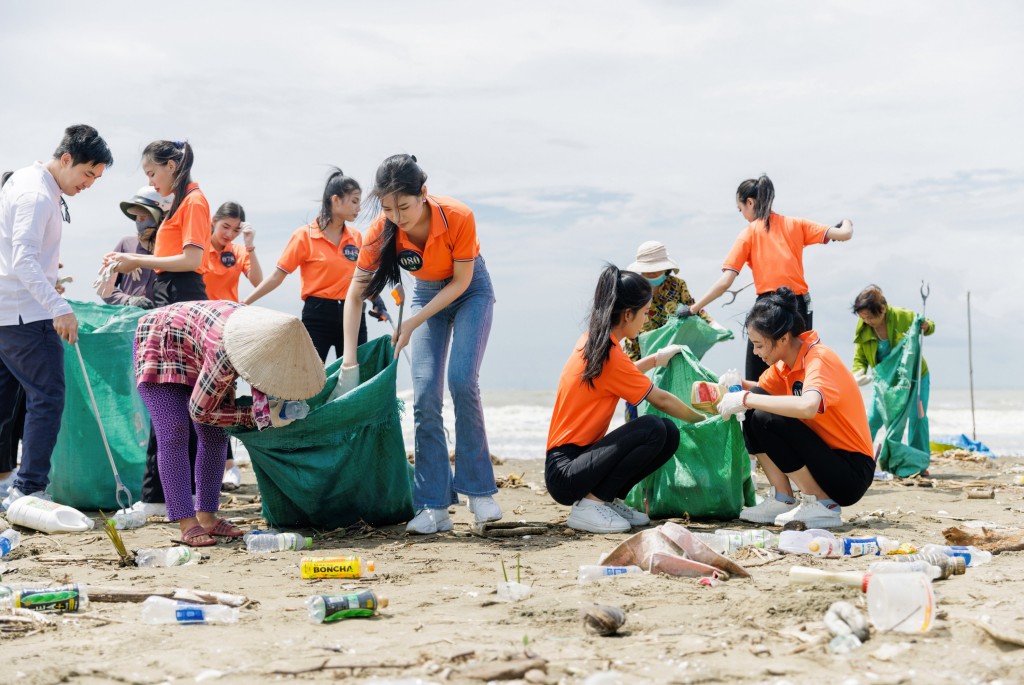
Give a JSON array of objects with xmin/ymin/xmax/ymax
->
[{"xmin": 967, "ymin": 291, "xmax": 977, "ymax": 441}]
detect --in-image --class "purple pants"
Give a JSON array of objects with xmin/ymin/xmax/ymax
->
[{"xmin": 137, "ymin": 382, "xmax": 227, "ymax": 521}]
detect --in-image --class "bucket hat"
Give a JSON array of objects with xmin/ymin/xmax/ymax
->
[{"xmin": 627, "ymin": 240, "xmax": 679, "ymax": 274}]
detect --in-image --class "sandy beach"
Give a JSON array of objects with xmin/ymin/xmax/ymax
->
[{"xmin": 0, "ymin": 448, "xmax": 1022, "ymax": 685}]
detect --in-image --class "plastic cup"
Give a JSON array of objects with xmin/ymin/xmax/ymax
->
[{"xmin": 866, "ymin": 572, "xmax": 935, "ymax": 632}]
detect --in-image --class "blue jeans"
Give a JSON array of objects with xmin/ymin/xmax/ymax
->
[
  {"xmin": 410, "ymin": 256, "xmax": 496, "ymax": 509},
  {"xmin": 0, "ymin": 319, "xmax": 65, "ymax": 495}
]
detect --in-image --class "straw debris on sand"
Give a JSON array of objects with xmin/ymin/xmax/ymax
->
[{"xmin": 1, "ymin": 454, "xmax": 1023, "ymax": 684}]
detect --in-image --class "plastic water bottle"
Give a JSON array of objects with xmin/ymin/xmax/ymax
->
[
  {"xmin": 890, "ymin": 552, "xmax": 967, "ymax": 576},
  {"xmin": 140, "ymin": 596, "xmax": 239, "ymax": 624},
  {"xmin": 281, "ymin": 400, "xmax": 310, "ymax": 421},
  {"xmin": 838, "ymin": 536, "xmax": 901, "ymax": 556},
  {"xmin": 5, "ymin": 496, "xmax": 94, "ymax": 533},
  {"xmin": 578, "ymin": 565, "xmax": 644, "ymax": 584},
  {"xmin": 868, "ymin": 560, "xmax": 942, "ymax": 580},
  {"xmin": 921, "ymin": 544, "xmax": 992, "ymax": 567},
  {"xmin": 866, "ymin": 572, "xmax": 935, "ymax": 632},
  {"xmin": 135, "ymin": 546, "xmax": 202, "ymax": 567},
  {"xmin": 720, "ymin": 369, "xmax": 744, "ymax": 422},
  {"xmin": 245, "ymin": 532, "xmax": 312, "ymax": 553},
  {"xmin": 110, "ymin": 508, "xmax": 148, "ymax": 530},
  {"xmin": 242, "ymin": 528, "xmax": 281, "ymax": 544},
  {"xmin": 300, "ymin": 556, "xmax": 376, "ymax": 579},
  {"xmin": 0, "ymin": 583, "xmax": 89, "ymax": 612},
  {"xmin": 0, "ymin": 529, "xmax": 22, "ymax": 558},
  {"xmin": 306, "ymin": 590, "xmax": 388, "ymax": 623},
  {"xmin": 778, "ymin": 529, "xmax": 836, "ymax": 554},
  {"xmin": 714, "ymin": 529, "xmax": 778, "ymax": 549}
]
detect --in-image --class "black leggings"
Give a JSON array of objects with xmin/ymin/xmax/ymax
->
[
  {"xmin": 301, "ymin": 297, "xmax": 368, "ymax": 363},
  {"xmin": 545, "ymin": 415, "xmax": 680, "ymax": 505},
  {"xmin": 742, "ymin": 388, "xmax": 874, "ymax": 506},
  {"xmin": 745, "ymin": 292, "xmax": 813, "ymax": 381}
]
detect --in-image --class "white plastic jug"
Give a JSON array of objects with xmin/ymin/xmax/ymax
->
[{"xmin": 6, "ymin": 496, "xmax": 95, "ymax": 533}]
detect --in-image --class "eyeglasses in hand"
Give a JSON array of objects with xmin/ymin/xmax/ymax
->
[{"xmin": 60, "ymin": 197, "xmax": 71, "ymax": 224}]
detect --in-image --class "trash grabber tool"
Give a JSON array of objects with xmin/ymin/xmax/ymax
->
[
  {"xmin": 391, "ymin": 283, "xmax": 411, "ymax": 364},
  {"xmin": 916, "ymin": 281, "xmax": 930, "ymax": 419},
  {"xmin": 723, "ymin": 282, "xmax": 753, "ymax": 306}
]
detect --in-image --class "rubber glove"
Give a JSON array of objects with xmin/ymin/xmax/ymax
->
[
  {"xmin": 368, "ymin": 296, "xmax": 391, "ymax": 322},
  {"xmin": 127, "ymin": 296, "xmax": 155, "ymax": 309},
  {"xmin": 853, "ymin": 369, "xmax": 871, "ymax": 386},
  {"xmin": 241, "ymin": 222, "xmax": 256, "ymax": 249},
  {"xmin": 655, "ymin": 344, "xmax": 684, "ymax": 367},
  {"xmin": 718, "ymin": 391, "xmax": 747, "ymax": 418},
  {"xmin": 329, "ymin": 364, "xmax": 360, "ymax": 401},
  {"xmin": 675, "ymin": 303, "xmax": 693, "ymax": 319},
  {"xmin": 267, "ymin": 399, "xmax": 295, "ymax": 428}
]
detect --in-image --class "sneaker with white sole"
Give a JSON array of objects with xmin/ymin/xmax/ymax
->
[
  {"xmin": 774, "ymin": 494, "xmax": 842, "ymax": 529},
  {"xmin": 566, "ymin": 499, "xmax": 630, "ymax": 534},
  {"xmin": 130, "ymin": 500, "xmax": 168, "ymax": 519},
  {"xmin": 2, "ymin": 486, "xmax": 52, "ymax": 511},
  {"xmin": 738, "ymin": 487, "xmax": 798, "ymax": 524},
  {"xmin": 406, "ymin": 508, "xmax": 454, "ymax": 534},
  {"xmin": 221, "ymin": 465, "xmax": 242, "ymax": 491},
  {"xmin": 467, "ymin": 495, "xmax": 502, "ymax": 523},
  {"xmin": 606, "ymin": 498, "xmax": 650, "ymax": 526}
]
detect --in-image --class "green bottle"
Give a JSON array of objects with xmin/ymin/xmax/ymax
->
[{"xmin": 305, "ymin": 590, "xmax": 387, "ymax": 623}]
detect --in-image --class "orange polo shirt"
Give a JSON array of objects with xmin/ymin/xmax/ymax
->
[
  {"xmin": 547, "ymin": 334, "xmax": 654, "ymax": 452},
  {"xmin": 357, "ymin": 195, "xmax": 479, "ymax": 282},
  {"xmin": 153, "ymin": 183, "xmax": 211, "ymax": 273},
  {"xmin": 202, "ymin": 242, "xmax": 251, "ymax": 302},
  {"xmin": 722, "ymin": 212, "xmax": 830, "ymax": 295},
  {"xmin": 758, "ymin": 330, "xmax": 873, "ymax": 457},
  {"xmin": 276, "ymin": 220, "xmax": 362, "ymax": 300}
]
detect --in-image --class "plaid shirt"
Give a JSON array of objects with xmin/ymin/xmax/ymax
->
[{"xmin": 135, "ymin": 300, "xmax": 269, "ymax": 429}]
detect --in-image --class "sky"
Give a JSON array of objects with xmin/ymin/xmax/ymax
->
[{"xmin": 2, "ymin": 1, "xmax": 1022, "ymax": 392}]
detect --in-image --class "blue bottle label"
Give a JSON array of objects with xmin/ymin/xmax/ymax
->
[
  {"xmin": 947, "ymin": 549, "xmax": 972, "ymax": 565},
  {"xmin": 606, "ymin": 567, "xmax": 630, "ymax": 576},
  {"xmin": 175, "ymin": 606, "xmax": 206, "ymax": 623},
  {"xmin": 0, "ymin": 539, "xmax": 10, "ymax": 557}
]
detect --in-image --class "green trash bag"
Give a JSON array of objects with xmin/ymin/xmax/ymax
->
[
  {"xmin": 51, "ymin": 301, "xmax": 150, "ymax": 510},
  {"xmin": 873, "ymin": 314, "xmax": 930, "ymax": 477},
  {"xmin": 624, "ymin": 345, "xmax": 756, "ymax": 520},
  {"xmin": 228, "ymin": 335, "xmax": 413, "ymax": 529},
  {"xmin": 638, "ymin": 315, "xmax": 734, "ymax": 362}
]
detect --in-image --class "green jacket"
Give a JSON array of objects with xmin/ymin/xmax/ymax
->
[{"xmin": 852, "ymin": 305, "xmax": 935, "ymax": 376}]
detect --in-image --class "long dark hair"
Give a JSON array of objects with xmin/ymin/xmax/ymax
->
[
  {"xmin": 851, "ymin": 284, "xmax": 887, "ymax": 316},
  {"xmin": 582, "ymin": 265, "xmax": 652, "ymax": 387},
  {"xmin": 364, "ymin": 154, "xmax": 427, "ymax": 299},
  {"xmin": 736, "ymin": 174, "xmax": 775, "ymax": 232},
  {"xmin": 318, "ymin": 167, "xmax": 361, "ymax": 231},
  {"xmin": 142, "ymin": 140, "xmax": 194, "ymax": 219},
  {"xmin": 212, "ymin": 201, "xmax": 245, "ymax": 227},
  {"xmin": 745, "ymin": 287, "xmax": 806, "ymax": 342}
]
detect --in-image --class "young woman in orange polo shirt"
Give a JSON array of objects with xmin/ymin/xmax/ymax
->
[
  {"xmin": 341, "ymin": 154, "xmax": 499, "ymax": 535},
  {"xmin": 244, "ymin": 169, "xmax": 369, "ymax": 362},
  {"xmin": 688, "ymin": 175, "xmax": 854, "ymax": 380},
  {"xmin": 202, "ymin": 202, "xmax": 263, "ymax": 303},
  {"xmin": 546, "ymin": 266, "xmax": 704, "ymax": 534},
  {"xmin": 717, "ymin": 288, "xmax": 874, "ymax": 529}
]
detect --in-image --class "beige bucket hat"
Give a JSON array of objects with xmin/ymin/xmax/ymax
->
[
  {"xmin": 627, "ymin": 240, "xmax": 679, "ymax": 274},
  {"xmin": 223, "ymin": 306, "xmax": 327, "ymax": 400}
]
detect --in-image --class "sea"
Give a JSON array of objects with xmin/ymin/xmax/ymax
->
[{"xmin": 398, "ymin": 388, "xmax": 1024, "ymax": 460}]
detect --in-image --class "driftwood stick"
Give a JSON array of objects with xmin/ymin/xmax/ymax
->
[{"xmin": 86, "ymin": 586, "xmax": 249, "ymax": 607}]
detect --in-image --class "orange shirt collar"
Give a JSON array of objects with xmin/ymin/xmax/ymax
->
[
  {"xmin": 307, "ymin": 219, "xmax": 353, "ymax": 242},
  {"xmin": 426, "ymin": 196, "xmax": 449, "ymax": 237}
]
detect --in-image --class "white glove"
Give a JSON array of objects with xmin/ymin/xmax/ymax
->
[
  {"xmin": 268, "ymin": 399, "xmax": 295, "ymax": 428},
  {"xmin": 718, "ymin": 391, "xmax": 747, "ymax": 418},
  {"xmin": 655, "ymin": 344, "xmax": 684, "ymax": 368},
  {"xmin": 853, "ymin": 369, "xmax": 871, "ymax": 386},
  {"xmin": 328, "ymin": 363, "xmax": 360, "ymax": 401},
  {"xmin": 241, "ymin": 222, "xmax": 256, "ymax": 248}
]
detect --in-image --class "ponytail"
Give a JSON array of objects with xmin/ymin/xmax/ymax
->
[
  {"xmin": 581, "ymin": 265, "xmax": 652, "ymax": 387},
  {"xmin": 364, "ymin": 154, "xmax": 427, "ymax": 300},
  {"xmin": 736, "ymin": 174, "xmax": 775, "ymax": 232},
  {"xmin": 318, "ymin": 167, "xmax": 361, "ymax": 231},
  {"xmin": 142, "ymin": 140, "xmax": 194, "ymax": 220},
  {"xmin": 744, "ymin": 286, "xmax": 806, "ymax": 342}
]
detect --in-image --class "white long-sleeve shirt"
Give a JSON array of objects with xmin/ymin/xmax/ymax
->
[{"xmin": 0, "ymin": 162, "xmax": 72, "ymax": 325}]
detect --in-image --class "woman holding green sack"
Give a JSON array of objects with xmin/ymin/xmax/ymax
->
[{"xmin": 850, "ymin": 285, "xmax": 935, "ymax": 454}]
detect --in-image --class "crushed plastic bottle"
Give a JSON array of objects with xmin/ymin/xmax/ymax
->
[
  {"xmin": 140, "ymin": 596, "xmax": 239, "ymax": 624},
  {"xmin": 921, "ymin": 544, "xmax": 992, "ymax": 567},
  {"xmin": 110, "ymin": 508, "xmax": 148, "ymax": 530},
  {"xmin": 578, "ymin": 565, "xmax": 644, "ymax": 584},
  {"xmin": 890, "ymin": 552, "xmax": 967, "ymax": 575},
  {"xmin": 245, "ymin": 532, "xmax": 312, "ymax": 553},
  {"xmin": 281, "ymin": 400, "xmax": 310, "ymax": 421},
  {"xmin": 242, "ymin": 528, "xmax": 281, "ymax": 544},
  {"xmin": 135, "ymin": 546, "xmax": 202, "ymax": 567},
  {"xmin": 778, "ymin": 528, "xmax": 836, "ymax": 554},
  {"xmin": 0, "ymin": 529, "xmax": 22, "ymax": 558},
  {"xmin": 0, "ymin": 583, "xmax": 89, "ymax": 612},
  {"xmin": 300, "ymin": 556, "xmax": 375, "ymax": 579},
  {"xmin": 306, "ymin": 590, "xmax": 388, "ymax": 623}
]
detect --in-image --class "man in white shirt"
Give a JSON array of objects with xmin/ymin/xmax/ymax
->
[{"xmin": 0, "ymin": 124, "xmax": 113, "ymax": 508}]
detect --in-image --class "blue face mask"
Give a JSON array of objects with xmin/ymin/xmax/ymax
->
[{"xmin": 646, "ymin": 274, "xmax": 667, "ymax": 287}]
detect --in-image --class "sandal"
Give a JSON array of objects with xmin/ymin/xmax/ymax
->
[
  {"xmin": 175, "ymin": 524, "xmax": 216, "ymax": 547},
  {"xmin": 203, "ymin": 518, "xmax": 244, "ymax": 538}
]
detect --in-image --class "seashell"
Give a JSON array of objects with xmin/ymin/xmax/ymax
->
[{"xmin": 581, "ymin": 604, "xmax": 626, "ymax": 636}]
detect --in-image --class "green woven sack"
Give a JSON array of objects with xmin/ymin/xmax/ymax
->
[
  {"xmin": 624, "ymin": 325, "xmax": 755, "ymax": 520},
  {"xmin": 51, "ymin": 301, "xmax": 150, "ymax": 510},
  {"xmin": 638, "ymin": 315, "xmax": 734, "ymax": 361},
  {"xmin": 229, "ymin": 335, "xmax": 413, "ymax": 529},
  {"xmin": 873, "ymin": 314, "xmax": 931, "ymax": 477}
]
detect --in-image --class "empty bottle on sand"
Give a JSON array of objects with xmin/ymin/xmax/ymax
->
[
  {"xmin": 0, "ymin": 583, "xmax": 89, "ymax": 612},
  {"xmin": 578, "ymin": 565, "xmax": 644, "ymax": 584},
  {"xmin": 242, "ymin": 528, "xmax": 280, "ymax": 544},
  {"xmin": 306, "ymin": 590, "xmax": 388, "ymax": 623},
  {"xmin": 245, "ymin": 532, "xmax": 312, "ymax": 553},
  {"xmin": 140, "ymin": 596, "xmax": 239, "ymax": 624},
  {"xmin": 135, "ymin": 546, "xmax": 202, "ymax": 567},
  {"xmin": 5, "ymin": 496, "xmax": 94, "ymax": 533},
  {"xmin": 920, "ymin": 544, "xmax": 992, "ymax": 567},
  {"xmin": 866, "ymin": 572, "xmax": 935, "ymax": 633},
  {"xmin": 0, "ymin": 529, "xmax": 22, "ymax": 558},
  {"xmin": 891, "ymin": 552, "xmax": 966, "ymax": 575},
  {"xmin": 868, "ymin": 560, "xmax": 943, "ymax": 580},
  {"xmin": 300, "ymin": 556, "xmax": 376, "ymax": 579},
  {"xmin": 110, "ymin": 508, "xmax": 148, "ymax": 530}
]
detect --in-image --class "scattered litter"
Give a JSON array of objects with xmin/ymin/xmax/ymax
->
[
  {"xmin": 966, "ymin": 487, "xmax": 995, "ymax": 499},
  {"xmin": 601, "ymin": 522, "xmax": 750, "ymax": 579}
]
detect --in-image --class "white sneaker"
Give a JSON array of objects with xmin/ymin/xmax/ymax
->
[
  {"xmin": 130, "ymin": 500, "xmax": 168, "ymax": 518},
  {"xmin": 774, "ymin": 494, "xmax": 842, "ymax": 529},
  {"xmin": 467, "ymin": 495, "xmax": 502, "ymax": 523},
  {"xmin": 221, "ymin": 465, "xmax": 242, "ymax": 491},
  {"xmin": 607, "ymin": 498, "xmax": 650, "ymax": 526},
  {"xmin": 738, "ymin": 487, "xmax": 797, "ymax": 524},
  {"xmin": 566, "ymin": 499, "xmax": 630, "ymax": 534},
  {"xmin": 405, "ymin": 508, "xmax": 454, "ymax": 534},
  {"xmin": 2, "ymin": 487, "xmax": 52, "ymax": 511}
]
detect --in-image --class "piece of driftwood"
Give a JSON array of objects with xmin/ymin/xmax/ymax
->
[
  {"xmin": 86, "ymin": 586, "xmax": 249, "ymax": 607},
  {"xmin": 471, "ymin": 521, "xmax": 550, "ymax": 537},
  {"xmin": 943, "ymin": 526, "xmax": 1024, "ymax": 553},
  {"xmin": 459, "ymin": 658, "xmax": 547, "ymax": 681}
]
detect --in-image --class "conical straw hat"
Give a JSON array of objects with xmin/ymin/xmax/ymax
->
[{"xmin": 223, "ymin": 306, "xmax": 326, "ymax": 400}]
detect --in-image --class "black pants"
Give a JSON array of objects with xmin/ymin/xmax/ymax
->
[
  {"xmin": 143, "ymin": 270, "xmax": 208, "ymax": 503},
  {"xmin": 545, "ymin": 415, "xmax": 680, "ymax": 505},
  {"xmin": 742, "ymin": 388, "xmax": 874, "ymax": 506},
  {"xmin": 745, "ymin": 292, "xmax": 813, "ymax": 381},
  {"xmin": 301, "ymin": 296, "xmax": 368, "ymax": 363},
  {"xmin": 0, "ymin": 384, "xmax": 26, "ymax": 473}
]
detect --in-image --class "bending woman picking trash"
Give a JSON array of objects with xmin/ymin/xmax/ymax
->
[
  {"xmin": 717, "ymin": 288, "xmax": 874, "ymax": 529},
  {"xmin": 546, "ymin": 266, "xmax": 704, "ymax": 534},
  {"xmin": 341, "ymin": 154, "xmax": 500, "ymax": 535},
  {"xmin": 688, "ymin": 174, "xmax": 853, "ymax": 380},
  {"xmin": 134, "ymin": 301, "xmax": 325, "ymax": 546}
]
